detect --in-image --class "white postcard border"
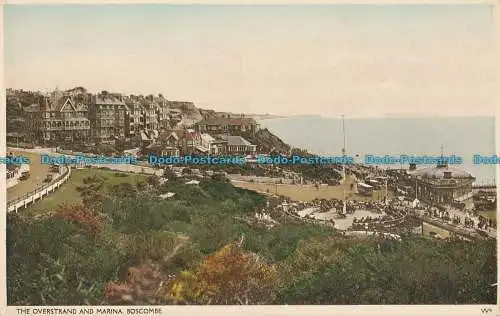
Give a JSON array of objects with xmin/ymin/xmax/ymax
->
[{"xmin": 1, "ymin": 1, "xmax": 499, "ymax": 316}]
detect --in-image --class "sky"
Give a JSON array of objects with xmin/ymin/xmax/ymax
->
[{"xmin": 3, "ymin": 4, "xmax": 497, "ymax": 118}]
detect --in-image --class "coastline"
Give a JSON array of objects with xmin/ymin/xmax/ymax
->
[{"xmin": 257, "ymin": 116, "xmax": 496, "ymax": 184}]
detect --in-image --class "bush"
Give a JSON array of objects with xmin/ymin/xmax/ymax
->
[
  {"xmin": 123, "ymin": 231, "xmax": 178, "ymax": 264},
  {"xmin": 53, "ymin": 204, "xmax": 102, "ymax": 236},
  {"xmin": 276, "ymin": 238, "xmax": 497, "ymax": 304},
  {"xmin": 7, "ymin": 213, "xmax": 127, "ymax": 305}
]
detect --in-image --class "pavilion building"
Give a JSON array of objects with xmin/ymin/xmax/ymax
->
[{"xmin": 413, "ymin": 160, "xmax": 475, "ymax": 205}]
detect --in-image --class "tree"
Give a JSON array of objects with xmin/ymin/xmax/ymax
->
[
  {"xmin": 147, "ymin": 175, "xmax": 161, "ymax": 187},
  {"xmin": 77, "ymin": 177, "xmax": 105, "ymax": 210},
  {"xmin": 163, "ymin": 168, "xmax": 177, "ymax": 181},
  {"xmin": 115, "ymin": 139, "xmax": 126, "ymax": 154},
  {"xmin": 109, "ymin": 182, "xmax": 138, "ymax": 199}
]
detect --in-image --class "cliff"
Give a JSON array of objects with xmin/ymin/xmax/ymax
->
[{"xmin": 241, "ymin": 128, "xmax": 290, "ymax": 154}]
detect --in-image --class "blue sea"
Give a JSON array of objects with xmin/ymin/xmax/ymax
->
[{"xmin": 258, "ymin": 116, "xmax": 496, "ymax": 184}]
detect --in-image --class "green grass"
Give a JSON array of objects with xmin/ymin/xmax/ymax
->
[{"xmin": 24, "ymin": 168, "xmax": 148, "ymax": 215}]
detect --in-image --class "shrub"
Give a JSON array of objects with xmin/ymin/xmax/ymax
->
[{"xmin": 53, "ymin": 204, "xmax": 102, "ymax": 236}]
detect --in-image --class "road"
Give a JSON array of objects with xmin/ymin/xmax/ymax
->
[
  {"xmin": 8, "ymin": 147, "xmax": 163, "ymax": 176},
  {"xmin": 7, "ymin": 149, "xmax": 51, "ymax": 203}
]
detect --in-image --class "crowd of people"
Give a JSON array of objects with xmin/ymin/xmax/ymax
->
[
  {"xmin": 351, "ymin": 205, "xmax": 408, "ymax": 231},
  {"xmin": 257, "ymin": 175, "xmax": 495, "ymax": 239},
  {"xmin": 308, "ymin": 198, "xmax": 385, "ymax": 215},
  {"xmin": 424, "ymin": 207, "xmax": 495, "ymax": 232},
  {"xmin": 352, "ymin": 216, "xmax": 378, "ymax": 230},
  {"xmin": 477, "ymin": 215, "xmax": 494, "ymax": 230},
  {"xmin": 424, "ymin": 209, "xmax": 450, "ymax": 221}
]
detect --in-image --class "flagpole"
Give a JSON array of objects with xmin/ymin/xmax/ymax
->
[{"xmin": 342, "ymin": 114, "xmax": 347, "ymax": 214}]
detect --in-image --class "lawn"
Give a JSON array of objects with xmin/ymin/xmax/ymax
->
[
  {"xmin": 23, "ymin": 167, "xmax": 148, "ymax": 215},
  {"xmin": 422, "ymin": 222, "xmax": 452, "ymax": 239}
]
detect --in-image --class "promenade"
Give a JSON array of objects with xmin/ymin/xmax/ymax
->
[
  {"xmin": 54, "ymin": 149, "xmax": 163, "ymax": 176},
  {"xmin": 8, "ymin": 147, "xmax": 163, "ymax": 177},
  {"xmin": 414, "ymin": 209, "xmax": 496, "ymax": 240}
]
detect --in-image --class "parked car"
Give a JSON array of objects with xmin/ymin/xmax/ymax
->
[
  {"xmin": 50, "ymin": 165, "xmax": 60, "ymax": 173},
  {"xmin": 19, "ymin": 171, "xmax": 30, "ymax": 181},
  {"xmin": 44, "ymin": 174, "xmax": 53, "ymax": 183}
]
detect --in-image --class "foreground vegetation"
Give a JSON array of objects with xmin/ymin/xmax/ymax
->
[
  {"xmin": 7, "ymin": 170, "xmax": 497, "ymax": 305},
  {"xmin": 22, "ymin": 168, "xmax": 148, "ymax": 215}
]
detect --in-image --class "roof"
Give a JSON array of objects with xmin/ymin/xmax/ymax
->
[
  {"xmin": 167, "ymin": 132, "xmax": 179, "ymax": 141},
  {"xmin": 66, "ymin": 87, "xmax": 87, "ymax": 93},
  {"xmin": 195, "ymin": 146, "xmax": 209, "ymax": 153},
  {"xmin": 95, "ymin": 94, "xmax": 125, "ymax": 105},
  {"xmin": 56, "ymin": 97, "xmax": 76, "ymax": 112},
  {"xmin": 211, "ymin": 140, "xmax": 228, "ymax": 145},
  {"xmin": 201, "ymin": 133, "xmax": 215, "ymax": 142},
  {"xmin": 198, "ymin": 117, "xmax": 257, "ymax": 126},
  {"xmin": 140, "ymin": 131, "xmax": 150, "ymax": 141},
  {"xmin": 414, "ymin": 166, "xmax": 474, "ymax": 179},
  {"xmin": 146, "ymin": 143, "xmax": 163, "ymax": 150},
  {"xmin": 125, "ymin": 101, "xmax": 144, "ymax": 111},
  {"xmin": 159, "ymin": 130, "xmax": 186, "ymax": 141},
  {"xmin": 184, "ymin": 131, "xmax": 201, "ymax": 140},
  {"xmin": 24, "ymin": 104, "xmax": 40, "ymax": 112},
  {"xmin": 219, "ymin": 135, "xmax": 253, "ymax": 146}
]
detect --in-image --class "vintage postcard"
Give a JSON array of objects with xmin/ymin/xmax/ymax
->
[{"xmin": 1, "ymin": 2, "xmax": 498, "ymax": 316}]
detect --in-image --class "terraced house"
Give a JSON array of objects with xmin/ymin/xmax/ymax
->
[
  {"xmin": 125, "ymin": 94, "xmax": 171, "ymax": 144},
  {"xmin": 37, "ymin": 89, "xmax": 92, "ymax": 143},
  {"xmin": 124, "ymin": 95, "xmax": 145, "ymax": 140},
  {"xmin": 90, "ymin": 91, "xmax": 127, "ymax": 143}
]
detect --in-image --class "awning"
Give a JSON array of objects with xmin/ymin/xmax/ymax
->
[
  {"xmin": 358, "ymin": 182, "xmax": 373, "ymax": 188},
  {"xmin": 195, "ymin": 146, "xmax": 209, "ymax": 153}
]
